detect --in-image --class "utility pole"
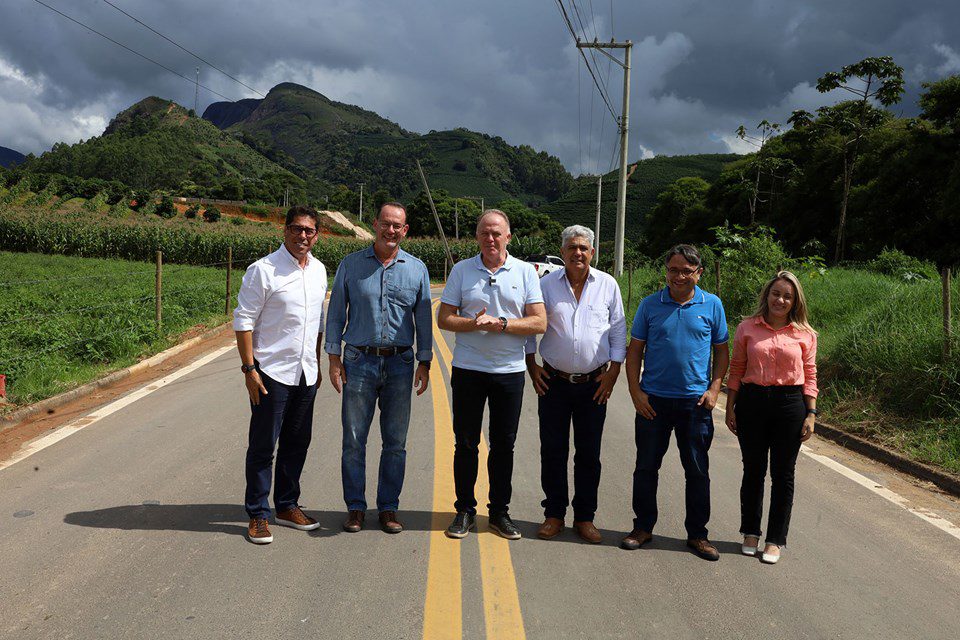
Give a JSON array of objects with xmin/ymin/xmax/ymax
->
[
  {"xmin": 454, "ymin": 199, "xmax": 459, "ymax": 240},
  {"xmin": 358, "ymin": 183, "xmax": 365, "ymax": 222},
  {"xmin": 194, "ymin": 67, "xmax": 199, "ymax": 115},
  {"xmin": 594, "ymin": 175, "xmax": 602, "ymax": 266},
  {"xmin": 577, "ymin": 39, "xmax": 632, "ymax": 276}
]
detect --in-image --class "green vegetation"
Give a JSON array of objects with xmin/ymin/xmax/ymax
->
[
  {"xmin": 616, "ymin": 227, "xmax": 959, "ymax": 475},
  {"xmin": 0, "ymin": 251, "xmax": 245, "ymax": 408},
  {"xmin": 538, "ymin": 154, "xmax": 737, "ymax": 245}
]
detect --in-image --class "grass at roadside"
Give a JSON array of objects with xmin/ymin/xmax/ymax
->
[
  {"xmin": 0, "ymin": 251, "xmax": 245, "ymax": 410},
  {"xmin": 617, "ymin": 266, "xmax": 960, "ymax": 475}
]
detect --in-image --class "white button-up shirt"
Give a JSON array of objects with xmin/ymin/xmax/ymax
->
[
  {"xmin": 233, "ymin": 244, "xmax": 327, "ymax": 386},
  {"xmin": 525, "ymin": 267, "xmax": 627, "ymax": 374}
]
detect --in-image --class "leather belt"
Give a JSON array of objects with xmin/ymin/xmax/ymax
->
[
  {"xmin": 351, "ymin": 345, "xmax": 412, "ymax": 356},
  {"xmin": 544, "ymin": 361, "xmax": 608, "ymax": 384}
]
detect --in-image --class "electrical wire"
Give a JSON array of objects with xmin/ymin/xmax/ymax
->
[
  {"xmin": 31, "ymin": 0, "xmax": 235, "ymax": 102},
  {"xmin": 100, "ymin": 0, "xmax": 266, "ymax": 98},
  {"xmin": 553, "ymin": 0, "xmax": 618, "ymax": 125}
]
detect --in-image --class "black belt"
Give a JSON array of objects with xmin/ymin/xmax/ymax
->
[
  {"xmin": 544, "ymin": 361, "xmax": 608, "ymax": 384},
  {"xmin": 351, "ymin": 345, "xmax": 412, "ymax": 356}
]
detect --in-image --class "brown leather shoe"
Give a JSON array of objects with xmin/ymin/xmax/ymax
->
[
  {"xmin": 247, "ymin": 518, "xmax": 273, "ymax": 544},
  {"xmin": 378, "ymin": 511, "xmax": 403, "ymax": 534},
  {"xmin": 620, "ymin": 528, "xmax": 652, "ymax": 550},
  {"xmin": 574, "ymin": 520, "xmax": 603, "ymax": 544},
  {"xmin": 343, "ymin": 510, "xmax": 365, "ymax": 533},
  {"xmin": 536, "ymin": 517, "xmax": 565, "ymax": 540},
  {"xmin": 275, "ymin": 506, "xmax": 321, "ymax": 531},
  {"xmin": 687, "ymin": 538, "xmax": 720, "ymax": 561}
]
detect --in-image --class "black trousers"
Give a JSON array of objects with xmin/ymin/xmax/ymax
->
[
  {"xmin": 734, "ymin": 384, "xmax": 806, "ymax": 546},
  {"xmin": 539, "ymin": 376, "xmax": 606, "ymax": 522},
  {"xmin": 451, "ymin": 367, "xmax": 525, "ymax": 515}
]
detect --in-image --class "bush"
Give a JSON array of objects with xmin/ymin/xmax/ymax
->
[
  {"xmin": 156, "ymin": 195, "xmax": 176, "ymax": 219},
  {"xmin": 706, "ymin": 224, "xmax": 793, "ymax": 320},
  {"xmin": 229, "ymin": 216, "xmax": 245, "ymax": 226},
  {"xmin": 866, "ymin": 248, "xmax": 937, "ymax": 281},
  {"xmin": 184, "ymin": 204, "xmax": 200, "ymax": 219},
  {"xmin": 203, "ymin": 206, "xmax": 221, "ymax": 223}
]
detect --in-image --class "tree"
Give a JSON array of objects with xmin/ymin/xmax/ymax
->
[
  {"xmin": 812, "ymin": 56, "xmax": 905, "ymax": 261},
  {"xmin": 643, "ymin": 177, "xmax": 712, "ymax": 254},
  {"xmin": 919, "ymin": 75, "xmax": 960, "ymax": 131},
  {"xmin": 736, "ymin": 120, "xmax": 781, "ymax": 224},
  {"xmin": 203, "ymin": 205, "xmax": 221, "ymax": 223}
]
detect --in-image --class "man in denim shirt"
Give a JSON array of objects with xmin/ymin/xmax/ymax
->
[{"xmin": 325, "ymin": 202, "xmax": 433, "ymax": 534}]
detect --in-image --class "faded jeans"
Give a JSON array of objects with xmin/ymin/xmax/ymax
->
[{"xmin": 340, "ymin": 344, "xmax": 415, "ymax": 512}]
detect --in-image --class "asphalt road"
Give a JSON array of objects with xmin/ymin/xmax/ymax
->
[{"xmin": 2, "ymin": 296, "xmax": 959, "ymax": 639}]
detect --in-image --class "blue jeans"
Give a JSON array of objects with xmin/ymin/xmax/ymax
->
[
  {"xmin": 632, "ymin": 394, "xmax": 714, "ymax": 539},
  {"xmin": 341, "ymin": 344, "xmax": 415, "ymax": 512},
  {"xmin": 244, "ymin": 370, "xmax": 317, "ymax": 519}
]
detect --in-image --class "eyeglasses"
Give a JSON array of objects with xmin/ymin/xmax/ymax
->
[
  {"xmin": 286, "ymin": 225, "xmax": 318, "ymax": 237},
  {"xmin": 666, "ymin": 267, "xmax": 700, "ymax": 278}
]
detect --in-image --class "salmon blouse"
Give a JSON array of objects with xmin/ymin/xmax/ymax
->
[{"xmin": 727, "ymin": 316, "xmax": 818, "ymax": 397}]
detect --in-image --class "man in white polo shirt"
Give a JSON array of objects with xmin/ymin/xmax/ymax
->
[
  {"xmin": 438, "ymin": 209, "xmax": 547, "ymax": 540},
  {"xmin": 234, "ymin": 205, "xmax": 327, "ymax": 544},
  {"xmin": 525, "ymin": 225, "xmax": 626, "ymax": 544}
]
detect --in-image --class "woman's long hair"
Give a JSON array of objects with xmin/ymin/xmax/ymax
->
[{"xmin": 752, "ymin": 271, "xmax": 817, "ymax": 334}]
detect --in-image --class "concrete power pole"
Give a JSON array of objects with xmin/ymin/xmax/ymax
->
[
  {"xmin": 358, "ymin": 183, "xmax": 364, "ymax": 222},
  {"xmin": 578, "ymin": 39, "xmax": 632, "ymax": 276},
  {"xmin": 194, "ymin": 68, "xmax": 200, "ymax": 115},
  {"xmin": 594, "ymin": 175, "xmax": 602, "ymax": 266}
]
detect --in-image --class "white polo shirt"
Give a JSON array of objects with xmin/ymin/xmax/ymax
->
[
  {"xmin": 440, "ymin": 253, "xmax": 543, "ymax": 374},
  {"xmin": 233, "ymin": 244, "xmax": 328, "ymax": 386}
]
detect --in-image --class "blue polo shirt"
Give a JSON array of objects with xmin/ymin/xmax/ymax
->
[
  {"xmin": 631, "ymin": 286, "xmax": 728, "ymax": 398},
  {"xmin": 440, "ymin": 254, "xmax": 543, "ymax": 374}
]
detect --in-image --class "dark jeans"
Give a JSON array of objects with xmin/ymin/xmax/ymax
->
[
  {"xmin": 539, "ymin": 376, "xmax": 607, "ymax": 522},
  {"xmin": 632, "ymin": 394, "xmax": 714, "ymax": 539},
  {"xmin": 244, "ymin": 370, "xmax": 317, "ymax": 519},
  {"xmin": 451, "ymin": 367, "xmax": 525, "ymax": 515},
  {"xmin": 735, "ymin": 384, "xmax": 806, "ymax": 546}
]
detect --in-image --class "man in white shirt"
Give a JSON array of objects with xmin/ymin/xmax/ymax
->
[
  {"xmin": 525, "ymin": 225, "xmax": 626, "ymax": 544},
  {"xmin": 233, "ymin": 205, "xmax": 328, "ymax": 544},
  {"xmin": 438, "ymin": 209, "xmax": 547, "ymax": 540}
]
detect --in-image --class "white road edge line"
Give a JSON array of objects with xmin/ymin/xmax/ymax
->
[
  {"xmin": 713, "ymin": 405, "xmax": 960, "ymax": 541},
  {"xmin": 0, "ymin": 344, "xmax": 236, "ymax": 473}
]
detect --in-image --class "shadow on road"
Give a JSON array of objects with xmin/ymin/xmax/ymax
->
[{"xmin": 63, "ymin": 505, "xmax": 740, "ymax": 553}]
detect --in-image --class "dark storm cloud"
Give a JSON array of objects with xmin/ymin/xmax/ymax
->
[{"xmin": 1, "ymin": 1, "xmax": 958, "ymax": 173}]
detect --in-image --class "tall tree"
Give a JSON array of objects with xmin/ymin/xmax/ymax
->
[
  {"xmin": 736, "ymin": 120, "xmax": 781, "ymax": 224},
  {"xmin": 811, "ymin": 56, "xmax": 905, "ymax": 261}
]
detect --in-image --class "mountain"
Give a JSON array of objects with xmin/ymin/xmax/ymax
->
[
  {"xmin": 205, "ymin": 83, "xmax": 574, "ymax": 206},
  {"xmin": 0, "ymin": 146, "xmax": 26, "ymax": 168},
  {"xmin": 539, "ymin": 153, "xmax": 740, "ymax": 244},
  {"xmin": 19, "ymin": 97, "xmax": 301, "ymax": 200}
]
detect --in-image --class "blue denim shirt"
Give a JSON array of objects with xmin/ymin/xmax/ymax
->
[{"xmin": 324, "ymin": 246, "xmax": 433, "ymax": 362}]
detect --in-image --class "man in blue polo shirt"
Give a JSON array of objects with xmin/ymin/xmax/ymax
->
[
  {"xmin": 622, "ymin": 244, "xmax": 729, "ymax": 561},
  {"xmin": 438, "ymin": 209, "xmax": 546, "ymax": 540}
]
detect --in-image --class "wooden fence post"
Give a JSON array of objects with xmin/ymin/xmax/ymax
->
[
  {"xmin": 944, "ymin": 267, "xmax": 953, "ymax": 362},
  {"xmin": 225, "ymin": 246, "xmax": 233, "ymax": 315},
  {"xmin": 627, "ymin": 266, "xmax": 633, "ymax": 313},
  {"xmin": 155, "ymin": 250, "xmax": 163, "ymax": 331},
  {"xmin": 715, "ymin": 260, "xmax": 722, "ymax": 298}
]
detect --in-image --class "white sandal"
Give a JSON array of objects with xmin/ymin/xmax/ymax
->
[
  {"xmin": 760, "ymin": 544, "xmax": 781, "ymax": 564},
  {"xmin": 741, "ymin": 535, "xmax": 760, "ymax": 556}
]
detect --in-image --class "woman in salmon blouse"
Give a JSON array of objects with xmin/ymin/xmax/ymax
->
[{"xmin": 725, "ymin": 271, "xmax": 817, "ymax": 565}]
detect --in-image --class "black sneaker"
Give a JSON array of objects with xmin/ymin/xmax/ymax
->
[
  {"xmin": 445, "ymin": 512, "xmax": 476, "ymax": 539},
  {"xmin": 488, "ymin": 512, "xmax": 521, "ymax": 540}
]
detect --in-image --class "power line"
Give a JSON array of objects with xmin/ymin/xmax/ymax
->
[
  {"xmin": 554, "ymin": 0, "xmax": 618, "ymax": 124},
  {"xmin": 31, "ymin": 0, "xmax": 234, "ymax": 102},
  {"xmin": 100, "ymin": 0, "xmax": 266, "ymax": 98}
]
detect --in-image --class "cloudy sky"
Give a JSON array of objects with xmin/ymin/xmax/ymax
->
[{"xmin": 2, "ymin": 0, "xmax": 959, "ymax": 175}]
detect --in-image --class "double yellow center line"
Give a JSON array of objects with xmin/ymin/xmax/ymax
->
[{"xmin": 423, "ymin": 299, "xmax": 526, "ymax": 640}]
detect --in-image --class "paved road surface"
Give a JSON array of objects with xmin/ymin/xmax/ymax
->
[{"xmin": 2, "ymin": 296, "xmax": 959, "ymax": 639}]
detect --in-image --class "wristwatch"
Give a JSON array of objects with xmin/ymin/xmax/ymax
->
[
  {"xmin": 241, "ymin": 363, "xmax": 256, "ymax": 374},
  {"xmin": 499, "ymin": 316, "xmax": 508, "ymax": 332},
  {"xmin": 807, "ymin": 408, "xmax": 819, "ymax": 416}
]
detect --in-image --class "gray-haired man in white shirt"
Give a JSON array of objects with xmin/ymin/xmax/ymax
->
[
  {"xmin": 234, "ymin": 205, "xmax": 328, "ymax": 544},
  {"xmin": 525, "ymin": 224, "xmax": 627, "ymax": 544}
]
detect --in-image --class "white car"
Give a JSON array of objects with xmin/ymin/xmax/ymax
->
[{"xmin": 525, "ymin": 254, "xmax": 564, "ymax": 278}]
